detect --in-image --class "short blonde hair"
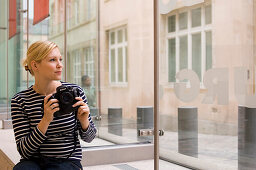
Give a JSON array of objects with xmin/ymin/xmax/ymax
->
[{"xmin": 23, "ymin": 41, "xmax": 58, "ymax": 75}]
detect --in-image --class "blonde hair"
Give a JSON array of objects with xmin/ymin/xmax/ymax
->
[{"xmin": 23, "ymin": 41, "xmax": 58, "ymax": 75}]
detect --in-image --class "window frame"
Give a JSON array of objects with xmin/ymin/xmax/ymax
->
[
  {"xmin": 108, "ymin": 26, "xmax": 128, "ymax": 86},
  {"xmin": 73, "ymin": 50, "xmax": 81, "ymax": 85},
  {"xmin": 84, "ymin": 47, "xmax": 95, "ymax": 85},
  {"xmin": 166, "ymin": 3, "xmax": 212, "ymax": 86}
]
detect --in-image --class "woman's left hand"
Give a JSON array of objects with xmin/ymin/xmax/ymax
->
[{"xmin": 72, "ymin": 97, "xmax": 90, "ymax": 130}]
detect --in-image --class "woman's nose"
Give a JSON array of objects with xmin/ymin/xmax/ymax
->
[{"xmin": 57, "ymin": 60, "xmax": 63, "ymax": 68}]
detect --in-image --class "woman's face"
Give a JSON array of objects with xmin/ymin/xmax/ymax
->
[{"xmin": 35, "ymin": 47, "xmax": 63, "ymax": 80}]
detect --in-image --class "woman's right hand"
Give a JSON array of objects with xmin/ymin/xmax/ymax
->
[{"xmin": 43, "ymin": 94, "xmax": 60, "ymax": 123}]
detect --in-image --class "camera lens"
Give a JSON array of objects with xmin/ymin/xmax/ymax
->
[{"xmin": 60, "ymin": 92, "xmax": 74, "ymax": 104}]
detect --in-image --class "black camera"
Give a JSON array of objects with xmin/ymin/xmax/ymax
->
[{"xmin": 49, "ymin": 85, "xmax": 80, "ymax": 117}]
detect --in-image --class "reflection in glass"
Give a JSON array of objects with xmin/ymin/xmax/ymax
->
[
  {"xmin": 192, "ymin": 33, "xmax": 201, "ymax": 80},
  {"xmin": 192, "ymin": 8, "xmax": 201, "ymax": 27}
]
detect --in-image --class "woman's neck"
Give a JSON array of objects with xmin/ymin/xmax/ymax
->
[{"xmin": 33, "ymin": 80, "xmax": 61, "ymax": 96}]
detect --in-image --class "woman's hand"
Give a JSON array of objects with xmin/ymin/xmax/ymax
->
[
  {"xmin": 38, "ymin": 94, "xmax": 59, "ymax": 134},
  {"xmin": 72, "ymin": 97, "xmax": 90, "ymax": 131},
  {"xmin": 43, "ymin": 94, "xmax": 59, "ymax": 123}
]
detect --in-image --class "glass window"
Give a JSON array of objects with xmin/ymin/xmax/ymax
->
[
  {"xmin": 168, "ymin": 15, "xmax": 176, "ymax": 33},
  {"xmin": 192, "ymin": 33, "xmax": 202, "ymax": 81},
  {"xmin": 73, "ymin": 50, "xmax": 81, "ymax": 84},
  {"xmin": 111, "ymin": 32, "xmax": 115, "ymax": 44},
  {"xmin": 84, "ymin": 47, "xmax": 95, "ymax": 84},
  {"xmin": 118, "ymin": 47, "xmax": 123, "ymax": 82},
  {"xmin": 109, "ymin": 27, "xmax": 127, "ymax": 84},
  {"xmin": 179, "ymin": 12, "xmax": 188, "ymax": 30},
  {"xmin": 111, "ymin": 49, "xmax": 116, "ymax": 82},
  {"xmin": 206, "ymin": 31, "xmax": 212, "ymax": 70},
  {"xmin": 179, "ymin": 36, "xmax": 188, "ymax": 70},
  {"xmin": 205, "ymin": 5, "xmax": 212, "ymax": 25},
  {"xmin": 168, "ymin": 38, "xmax": 176, "ymax": 82},
  {"xmin": 167, "ymin": 5, "xmax": 211, "ymax": 83},
  {"xmin": 192, "ymin": 7, "xmax": 201, "ymax": 27}
]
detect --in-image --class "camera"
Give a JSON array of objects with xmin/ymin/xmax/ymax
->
[{"xmin": 49, "ymin": 85, "xmax": 80, "ymax": 117}]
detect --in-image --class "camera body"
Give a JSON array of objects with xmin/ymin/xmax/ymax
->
[{"xmin": 49, "ymin": 85, "xmax": 80, "ymax": 117}]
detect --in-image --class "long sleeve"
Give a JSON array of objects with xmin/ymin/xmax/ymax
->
[
  {"xmin": 11, "ymin": 96, "xmax": 47, "ymax": 159},
  {"xmin": 77, "ymin": 87, "xmax": 97, "ymax": 142}
]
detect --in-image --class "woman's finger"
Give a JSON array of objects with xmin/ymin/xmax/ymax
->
[{"xmin": 73, "ymin": 100, "xmax": 86, "ymax": 107}]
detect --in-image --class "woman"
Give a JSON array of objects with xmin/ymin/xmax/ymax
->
[{"xmin": 11, "ymin": 41, "xmax": 97, "ymax": 170}]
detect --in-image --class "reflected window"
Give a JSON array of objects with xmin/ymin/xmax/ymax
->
[
  {"xmin": 109, "ymin": 27, "xmax": 127, "ymax": 84},
  {"xmin": 84, "ymin": 47, "xmax": 95, "ymax": 85},
  {"xmin": 167, "ymin": 4, "xmax": 212, "ymax": 82},
  {"xmin": 72, "ymin": 50, "xmax": 81, "ymax": 84}
]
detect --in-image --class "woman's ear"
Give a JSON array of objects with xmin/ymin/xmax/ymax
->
[{"xmin": 30, "ymin": 60, "xmax": 38, "ymax": 72}]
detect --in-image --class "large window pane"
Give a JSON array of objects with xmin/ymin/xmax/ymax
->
[
  {"xmin": 111, "ymin": 49, "xmax": 116, "ymax": 82},
  {"xmin": 205, "ymin": 5, "xmax": 212, "ymax": 25},
  {"xmin": 168, "ymin": 15, "xmax": 176, "ymax": 33},
  {"xmin": 192, "ymin": 33, "xmax": 201, "ymax": 80},
  {"xmin": 206, "ymin": 31, "xmax": 212, "ymax": 70},
  {"xmin": 168, "ymin": 38, "xmax": 176, "ymax": 82},
  {"xmin": 118, "ymin": 30, "xmax": 123, "ymax": 43},
  {"xmin": 179, "ymin": 12, "xmax": 188, "ymax": 30},
  {"xmin": 118, "ymin": 47, "xmax": 123, "ymax": 82},
  {"xmin": 111, "ymin": 32, "xmax": 115, "ymax": 45},
  {"xmin": 179, "ymin": 36, "xmax": 188, "ymax": 70},
  {"xmin": 192, "ymin": 7, "xmax": 201, "ymax": 27}
]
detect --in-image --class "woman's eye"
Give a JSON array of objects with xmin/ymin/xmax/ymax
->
[{"xmin": 50, "ymin": 59, "xmax": 55, "ymax": 61}]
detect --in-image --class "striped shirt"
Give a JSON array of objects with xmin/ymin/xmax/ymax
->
[{"xmin": 11, "ymin": 82, "xmax": 97, "ymax": 161}]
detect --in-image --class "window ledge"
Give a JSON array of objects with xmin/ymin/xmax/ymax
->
[{"xmin": 109, "ymin": 82, "xmax": 128, "ymax": 88}]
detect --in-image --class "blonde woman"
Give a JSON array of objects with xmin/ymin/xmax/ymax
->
[{"xmin": 11, "ymin": 41, "xmax": 97, "ymax": 170}]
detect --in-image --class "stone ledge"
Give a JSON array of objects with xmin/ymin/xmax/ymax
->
[{"xmin": 0, "ymin": 149, "xmax": 15, "ymax": 170}]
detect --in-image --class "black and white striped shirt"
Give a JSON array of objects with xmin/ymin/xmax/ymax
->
[{"xmin": 11, "ymin": 82, "xmax": 97, "ymax": 161}]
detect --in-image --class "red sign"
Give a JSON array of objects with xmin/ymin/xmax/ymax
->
[{"xmin": 33, "ymin": 0, "xmax": 50, "ymax": 25}]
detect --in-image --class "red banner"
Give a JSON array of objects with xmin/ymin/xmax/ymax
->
[
  {"xmin": 9, "ymin": 0, "xmax": 17, "ymax": 39},
  {"xmin": 33, "ymin": 0, "xmax": 50, "ymax": 25}
]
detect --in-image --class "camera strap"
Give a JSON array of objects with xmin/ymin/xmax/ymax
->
[
  {"xmin": 37, "ymin": 112, "xmax": 79, "ymax": 160},
  {"xmin": 66, "ymin": 112, "xmax": 78, "ymax": 159}
]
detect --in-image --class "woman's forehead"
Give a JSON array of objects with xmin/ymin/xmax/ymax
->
[{"xmin": 46, "ymin": 48, "xmax": 61, "ymax": 58}]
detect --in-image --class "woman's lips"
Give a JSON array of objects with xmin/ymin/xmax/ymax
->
[{"xmin": 55, "ymin": 71, "xmax": 62, "ymax": 74}]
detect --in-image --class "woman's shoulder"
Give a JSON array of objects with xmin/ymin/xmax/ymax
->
[
  {"xmin": 61, "ymin": 81, "xmax": 81, "ymax": 88},
  {"xmin": 61, "ymin": 81, "xmax": 83, "ymax": 92},
  {"xmin": 12, "ymin": 86, "xmax": 35, "ymax": 101}
]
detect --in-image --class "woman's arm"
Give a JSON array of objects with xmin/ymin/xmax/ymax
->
[
  {"xmin": 11, "ymin": 96, "xmax": 47, "ymax": 159},
  {"xmin": 11, "ymin": 94, "xmax": 58, "ymax": 159},
  {"xmin": 75, "ymin": 87, "xmax": 97, "ymax": 143}
]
